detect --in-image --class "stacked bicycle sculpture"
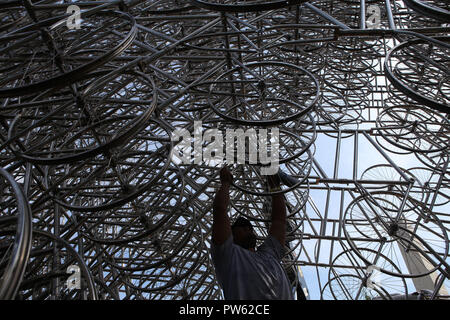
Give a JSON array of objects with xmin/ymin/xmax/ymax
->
[{"xmin": 0, "ymin": 0, "xmax": 448, "ymax": 300}]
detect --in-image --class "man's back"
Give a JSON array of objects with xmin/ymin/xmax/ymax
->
[{"xmin": 211, "ymin": 234, "xmax": 293, "ymax": 300}]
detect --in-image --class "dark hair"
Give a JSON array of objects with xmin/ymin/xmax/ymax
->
[{"xmin": 232, "ymin": 217, "xmax": 252, "ymax": 229}]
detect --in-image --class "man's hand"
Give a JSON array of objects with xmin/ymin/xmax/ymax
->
[{"xmin": 220, "ymin": 166, "xmax": 233, "ymax": 186}]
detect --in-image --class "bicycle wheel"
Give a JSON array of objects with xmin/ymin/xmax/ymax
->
[
  {"xmin": 385, "ymin": 37, "xmax": 450, "ymax": 114},
  {"xmin": 0, "ymin": 167, "xmax": 32, "ymax": 300},
  {"xmin": 343, "ymin": 192, "xmax": 449, "ymax": 278},
  {"xmin": 8, "ymin": 70, "xmax": 158, "ymax": 165},
  {"xmin": 0, "ymin": 10, "xmax": 137, "ymax": 98},
  {"xmin": 321, "ymin": 274, "xmax": 391, "ymax": 300},
  {"xmin": 208, "ymin": 61, "xmax": 319, "ymax": 126}
]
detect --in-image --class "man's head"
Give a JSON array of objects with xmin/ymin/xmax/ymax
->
[{"xmin": 232, "ymin": 217, "xmax": 257, "ymax": 251}]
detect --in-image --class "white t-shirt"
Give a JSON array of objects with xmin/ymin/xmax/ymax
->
[{"xmin": 211, "ymin": 234, "xmax": 293, "ymax": 300}]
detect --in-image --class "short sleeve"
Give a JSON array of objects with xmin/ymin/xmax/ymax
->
[
  {"xmin": 257, "ymin": 235, "xmax": 285, "ymax": 261},
  {"xmin": 210, "ymin": 235, "xmax": 234, "ymax": 286}
]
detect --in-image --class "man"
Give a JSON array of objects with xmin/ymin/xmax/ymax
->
[{"xmin": 210, "ymin": 166, "xmax": 293, "ymax": 300}]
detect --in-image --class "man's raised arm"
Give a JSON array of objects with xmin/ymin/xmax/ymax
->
[
  {"xmin": 212, "ymin": 166, "xmax": 233, "ymax": 245},
  {"xmin": 267, "ymin": 174, "xmax": 286, "ymax": 246}
]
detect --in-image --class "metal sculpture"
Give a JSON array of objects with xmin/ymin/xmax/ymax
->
[{"xmin": 0, "ymin": 0, "xmax": 448, "ymax": 300}]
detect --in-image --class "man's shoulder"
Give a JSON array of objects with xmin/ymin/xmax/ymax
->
[{"xmin": 256, "ymin": 235, "xmax": 284, "ymax": 260}]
